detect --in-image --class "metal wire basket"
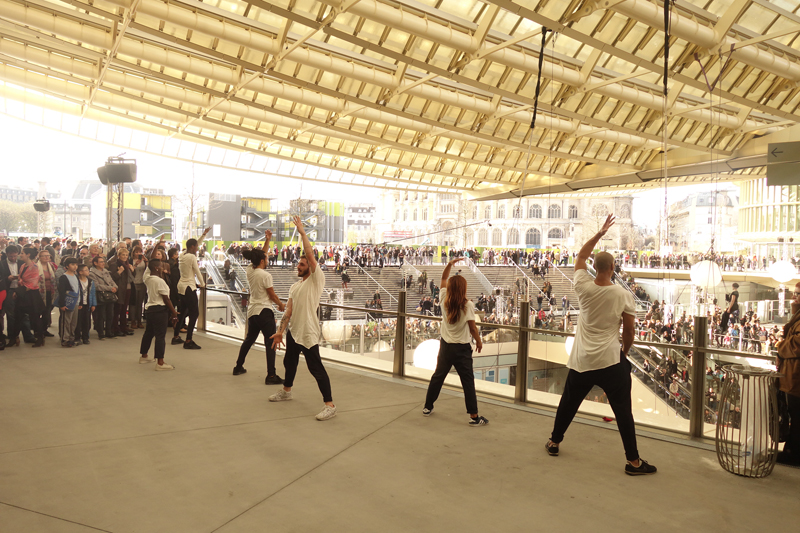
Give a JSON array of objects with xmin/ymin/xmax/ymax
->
[{"xmin": 715, "ymin": 364, "xmax": 781, "ymax": 478}]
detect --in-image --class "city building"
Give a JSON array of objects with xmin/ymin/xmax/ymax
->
[
  {"xmin": 241, "ymin": 197, "xmax": 283, "ymax": 241},
  {"xmin": 345, "ymin": 204, "xmax": 376, "ymax": 243},
  {"xmin": 667, "ymin": 190, "xmax": 739, "ymax": 253},
  {"xmin": 374, "ymin": 192, "xmax": 633, "ymax": 250},
  {"xmin": 90, "ymin": 182, "xmax": 175, "ymax": 240},
  {"xmin": 0, "ymin": 185, "xmax": 59, "ymax": 204},
  {"xmin": 137, "ymin": 188, "xmax": 173, "ymax": 239}
]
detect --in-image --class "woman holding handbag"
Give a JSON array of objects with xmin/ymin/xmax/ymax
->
[
  {"xmin": 89, "ymin": 256, "xmax": 117, "ymax": 340},
  {"xmin": 776, "ymin": 282, "xmax": 800, "ymax": 466}
]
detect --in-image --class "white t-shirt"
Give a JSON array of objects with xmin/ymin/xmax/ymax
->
[
  {"xmin": 439, "ymin": 287, "xmax": 476, "ymax": 344},
  {"xmin": 144, "ymin": 268, "xmax": 170, "ymax": 310},
  {"xmin": 288, "ymin": 265, "xmax": 325, "ymax": 349},
  {"xmin": 568, "ymin": 269, "xmax": 636, "ymax": 372},
  {"xmin": 246, "ymin": 265, "xmax": 275, "ymax": 319}
]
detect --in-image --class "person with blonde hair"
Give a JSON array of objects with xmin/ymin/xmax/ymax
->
[{"xmin": 422, "ymin": 257, "xmax": 488, "ymax": 426}]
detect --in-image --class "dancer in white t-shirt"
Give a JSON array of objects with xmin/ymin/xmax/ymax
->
[
  {"xmin": 546, "ymin": 215, "xmax": 656, "ymax": 475},
  {"xmin": 233, "ymin": 230, "xmax": 285, "ymax": 383},
  {"xmin": 422, "ymin": 257, "xmax": 488, "ymax": 425},
  {"xmin": 270, "ymin": 216, "xmax": 336, "ymax": 421}
]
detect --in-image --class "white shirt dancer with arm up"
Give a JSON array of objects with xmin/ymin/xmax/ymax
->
[
  {"xmin": 172, "ymin": 227, "xmax": 210, "ymax": 350},
  {"xmin": 545, "ymin": 215, "xmax": 657, "ymax": 476},
  {"xmin": 270, "ymin": 216, "xmax": 336, "ymax": 421}
]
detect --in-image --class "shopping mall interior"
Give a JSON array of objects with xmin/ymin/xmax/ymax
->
[{"xmin": 1, "ymin": 0, "xmax": 800, "ymax": 531}]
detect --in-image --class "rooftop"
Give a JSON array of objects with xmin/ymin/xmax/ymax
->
[{"xmin": 1, "ymin": 330, "xmax": 798, "ymax": 531}]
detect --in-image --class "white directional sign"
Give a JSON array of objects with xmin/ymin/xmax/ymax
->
[{"xmin": 767, "ymin": 141, "xmax": 800, "ymax": 186}]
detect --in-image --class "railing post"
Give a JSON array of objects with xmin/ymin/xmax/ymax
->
[
  {"xmin": 198, "ymin": 272, "xmax": 208, "ymax": 333},
  {"xmin": 689, "ymin": 315, "xmax": 708, "ymax": 438},
  {"xmin": 515, "ymin": 300, "xmax": 530, "ymax": 403},
  {"xmin": 393, "ymin": 290, "xmax": 407, "ymax": 377}
]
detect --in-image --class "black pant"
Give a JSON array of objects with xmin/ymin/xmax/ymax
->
[
  {"xmin": 75, "ymin": 305, "xmax": 92, "ymax": 342},
  {"xmin": 9, "ymin": 290, "xmax": 44, "ymax": 342},
  {"xmin": 551, "ymin": 360, "xmax": 640, "ymax": 461},
  {"xmin": 284, "ymin": 330, "xmax": 333, "ymax": 403},
  {"xmin": 2, "ymin": 293, "xmax": 34, "ymax": 342},
  {"xmin": 424, "ymin": 339, "xmax": 479, "ymax": 414},
  {"xmin": 141, "ymin": 306, "xmax": 168, "ymax": 359},
  {"xmin": 236, "ymin": 308, "xmax": 277, "ymax": 374},
  {"xmin": 94, "ymin": 301, "xmax": 115, "ymax": 337},
  {"xmin": 174, "ymin": 287, "xmax": 198, "ymax": 341},
  {"xmin": 42, "ymin": 291, "xmax": 53, "ymax": 330},
  {"xmin": 786, "ymin": 392, "xmax": 800, "ymax": 462}
]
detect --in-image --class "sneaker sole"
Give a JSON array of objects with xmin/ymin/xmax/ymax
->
[
  {"xmin": 545, "ymin": 443, "xmax": 559, "ymax": 456},
  {"xmin": 625, "ymin": 469, "xmax": 657, "ymax": 476},
  {"xmin": 316, "ymin": 413, "xmax": 337, "ymax": 421},
  {"xmin": 269, "ymin": 397, "xmax": 292, "ymax": 402},
  {"xmin": 422, "ymin": 412, "xmax": 432, "ymax": 417}
]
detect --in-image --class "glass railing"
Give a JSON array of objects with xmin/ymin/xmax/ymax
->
[{"xmin": 197, "ymin": 287, "xmax": 778, "ymax": 439}]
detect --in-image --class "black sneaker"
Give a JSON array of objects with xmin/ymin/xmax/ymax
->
[
  {"xmin": 422, "ymin": 407, "xmax": 433, "ymax": 416},
  {"xmin": 545, "ymin": 441, "xmax": 559, "ymax": 456},
  {"xmin": 43, "ymin": 331, "xmax": 55, "ymax": 337},
  {"xmin": 625, "ymin": 459, "xmax": 657, "ymax": 476},
  {"xmin": 233, "ymin": 366, "xmax": 247, "ymax": 376},
  {"xmin": 82, "ymin": 340, "xmax": 90, "ymax": 345},
  {"xmin": 183, "ymin": 340, "xmax": 201, "ymax": 350},
  {"xmin": 171, "ymin": 337, "xmax": 184, "ymax": 345},
  {"xmin": 265, "ymin": 374, "xmax": 284, "ymax": 385},
  {"xmin": 468, "ymin": 415, "xmax": 489, "ymax": 426}
]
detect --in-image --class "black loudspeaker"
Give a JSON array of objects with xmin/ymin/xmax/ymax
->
[
  {"xmin": 33, "ymin": 199, "xmax": 51, "ymax": 212},
  {"xmin": 97, "ymin": 161, "xmax": 137, "ymax": 184}
]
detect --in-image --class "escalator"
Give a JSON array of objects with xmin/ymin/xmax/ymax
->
[{"xmin": 203, "ymin": 258, "xmax": 248, "ymax": 329}]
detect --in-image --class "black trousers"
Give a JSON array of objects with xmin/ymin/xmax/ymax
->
[
  {"xmin": 75, "ymin": 305, "xmax": 92, "ymax": 342},
  {"xmin": 283, "ymin": 330, "xmax": 333, "ymax": 403},
  {"xmin": 2, "ymin": 294, "xmax": 34, "ymax": 342},
  {"xmin": 93, "ymin": 301, "xmax": 114, "ymax": 338},
  {"xmin": 424, "ymin": 339, "xmax": 479, "ymax": 414},
  {"xmin": 236, "ymin": 308, "xmax": 277, "ymax": 374},
  {"xmin": 551, "ymin": 360, "xmax": 640, "ymax": 462},
  {"xmin": 174, "ymin": 287, "xmax": 199, "ymax": 341},
  {"xmin": 9, "ymin": 290, "xmax": 44, "ymax": 342},
  {"xmin": 786, "ymin": 392, "xmax": 800, "ymax": 462},
  {"xmin": 141, "ymin": 306, "xmax": 168, "ymax": 359}
]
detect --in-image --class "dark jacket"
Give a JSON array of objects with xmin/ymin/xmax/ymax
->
[
  {"xmin": 0, "ymin": 256, "xmax": 24, "ymax": 296},
  {"xmin": 56, "ymin": 273, "xmax": 80, "ymax": 308}
]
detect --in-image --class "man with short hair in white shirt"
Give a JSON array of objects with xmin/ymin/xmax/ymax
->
[
  {"xmin": 545, "ymin": 215, "xmax": 657, "ymax": 476},
  {"xmin": 172, "ymin": 227, "xmax": 210, "ymax": 350},
  {"xmin": 270, "ymin": 216, "xmax": 336, "ymax": 421}
]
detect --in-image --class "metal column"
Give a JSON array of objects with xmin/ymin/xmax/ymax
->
[
  {"xmin": 515, "ymin": 301, "xmax": 530, "ymax": 403},
  {"xmin": 197, "ymin": 272, "xmax": 208, "ymax": 333},
  {"xmin": 689, "ymin": 315, "xmax": 708, "ymax": 438},
  {"xmin": 393, "ymin": 290, "xmax": 406, "ymax": 377}
]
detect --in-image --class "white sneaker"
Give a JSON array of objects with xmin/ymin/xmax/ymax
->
[
  {"xmin": 315, "ymin": 405, "xmax": 337, "ymax": 421},
  {"xmin": 269, "ymin": 389, "xmax": 293, "ymax": 402},
  {"xmin": 155, "ymin": 363, "xmax": 175, "ymax": 371},
  {"xmin": 139, "ymin": 356, "xmax": 154, "ymax": 364}
]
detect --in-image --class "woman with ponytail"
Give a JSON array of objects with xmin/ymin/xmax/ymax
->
[
  {"xmin": 422, "ymin": 257, "xmax": 488, "ymax": 426},
  {"xmin": 233, "ymin": 231, "xmax": 286, "ymax": 384}
]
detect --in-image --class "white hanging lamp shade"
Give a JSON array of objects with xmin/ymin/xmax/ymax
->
[
  {"xmin": 769, "ymin": 260, "xmax": 796, "ymax": 284},
  {"xmin": 690, "ymin": 260, "xmax": 723, "ymax": 289}
]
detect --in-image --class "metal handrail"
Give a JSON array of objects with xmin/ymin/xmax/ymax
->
[
  {"xmin": 464, "ymin": 256, "xmax": 495, "ymax": 295},
  {"xmin": 349, "ymin": 261, "xmax": 399, "ymax": 305}
]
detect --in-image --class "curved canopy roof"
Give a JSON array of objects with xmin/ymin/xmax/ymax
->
[{"xmin": 0, "ymin": 0, "xmax": 798, "ymax": 196}]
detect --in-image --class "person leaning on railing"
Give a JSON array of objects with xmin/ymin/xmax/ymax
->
[{"xmin": 776, "ymin": 281, "xmax": 800, "ymax": 467}]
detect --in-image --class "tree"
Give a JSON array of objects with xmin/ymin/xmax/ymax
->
[
  {"xmin": 0, "ymin": 200, "xmax": 39, "ymax": 235},
  {"xmin": 173, "ymin": 165, "xmax": 204, "ymax": 240}
]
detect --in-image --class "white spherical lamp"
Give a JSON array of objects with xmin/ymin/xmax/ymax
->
[
  {"xmin": 321, "ymin": 321, "xmax": 352, "ymax": 343},
  {"xmin": 769, "ymin": 260, "xmax": 796, "ymax": 284},
  {"xmin": 413, "ymin": 339, "xmax": 440, "ymax": 370},
  {"xmin": 564, "ymin": 336, "xmax": 575, "ymax": 356},
  {"xmin": 690, "ymin": 260, "xmax": 723, "ymax": 289}
]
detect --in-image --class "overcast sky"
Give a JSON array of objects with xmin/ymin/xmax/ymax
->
[{"xmin": 0, "ymin": 113, "xmax": 737, "ymax": 229}]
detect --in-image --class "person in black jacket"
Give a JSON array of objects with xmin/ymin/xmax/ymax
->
[{"xmin": 0, "ymin": 245, "xmax": 34, "ymax": 346}]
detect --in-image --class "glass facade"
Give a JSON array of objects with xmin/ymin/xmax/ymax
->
[{"xmin": 738, "ymin": 179, "xmax": 800, "ymax": 237}]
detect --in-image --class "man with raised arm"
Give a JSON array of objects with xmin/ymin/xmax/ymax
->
[
  {"xmin": 172, "ymin": 227, "xmax": 210, "ymax": 350},
  {"xmin": 270, "ymin": 216, "xmax": 336, "ymax": 421},
  {"xmin": 545, "ymin": 215, "xmax": 657, "ymax": 476}
]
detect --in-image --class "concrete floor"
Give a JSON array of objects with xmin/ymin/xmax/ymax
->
[{"xmin": 0, "ymin": 330, "xmax": 798, "ymax": 533}]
